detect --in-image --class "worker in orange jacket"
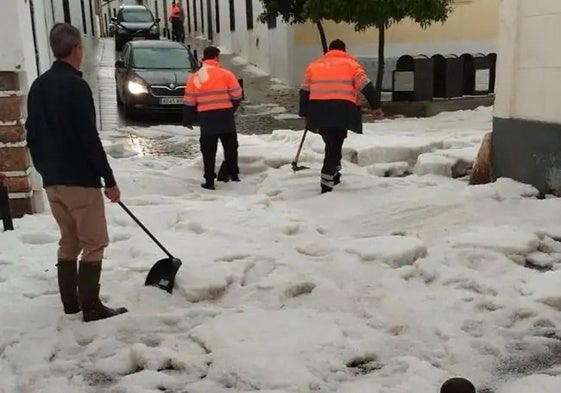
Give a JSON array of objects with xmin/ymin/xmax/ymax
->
[
  {"xmin": 169, "ymin": 1, "xmax": 184, "ymax": 42},
  {"xmin": 299, "ymin": 39, "xmax": 384, "ymax": 194},
  {"xmin": 183, "ymin": 46, "xmax": 243, "ymax": 190}
]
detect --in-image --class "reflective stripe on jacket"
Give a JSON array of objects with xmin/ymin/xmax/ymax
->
[
  {"xmin": 184, "ymin": 60, "xmax": 243, "ymax": 112},
  {"xmin": 301, "ymin": 50, "xmax": 370, "ymax": 104}
]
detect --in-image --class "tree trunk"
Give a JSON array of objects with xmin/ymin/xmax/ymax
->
[
  {"xmin": 375, "ymin": 24, "xmax": 385, "ymax": 102},
  {"xmin": 315, "ymin": 21, "xmax": 328, "ymax": 54}
]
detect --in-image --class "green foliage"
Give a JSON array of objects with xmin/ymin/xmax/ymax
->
[
  {"xmin": 258, "ymin": 0, "xmax": 309, "ymax": 24},
  {"xmin": 305, "ymin": 0, "xmax": 454, "ymax": 30}
]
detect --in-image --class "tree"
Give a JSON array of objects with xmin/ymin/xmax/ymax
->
[
  {"xmin": 258, "ymin": 0, "xmax": 329, "ymax": 54},
  {"xmin": 306, "ymin": 0, "xmax": 454, "ymax": 100}
]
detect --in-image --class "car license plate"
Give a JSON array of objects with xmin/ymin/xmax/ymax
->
[{"xmin": 160, "ymin": 97, "xmax": 183, "ymax": 105}]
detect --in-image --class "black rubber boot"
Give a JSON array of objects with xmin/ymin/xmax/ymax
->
[
  {"xmin": 201, "ymin": 180, "xmax": 215, "ymax": 190},
  {"xmin": 78, "ymin": 262, "xmax": 128, "ymax": 322},
  {"xmin": 57, "ymin": 259, "xmax": 80, "ymax": 314},
  {"xmin": 321, "ymin": 185, "xmax": 333, "ymax": 194}
]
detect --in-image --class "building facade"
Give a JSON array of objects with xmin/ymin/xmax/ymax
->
[
  {"xmin": 183, "ymin": 0, "xmax": 499, "ymax": 87},
  {"xmin": 0, "ymin": 0, "xmax": 99, "ymax": 218},
  {"xmin": 492, "ymin": 0, "xmax": 561, "ymax": 195}
]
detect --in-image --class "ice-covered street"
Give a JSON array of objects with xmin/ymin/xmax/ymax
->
[{"xmin": 2, "ymin": 107, "xmax": 561, "ymax": 393}]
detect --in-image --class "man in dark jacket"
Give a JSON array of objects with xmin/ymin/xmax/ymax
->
[
  {"xmin": 299, "ymin": 39, "xmax": 384, "ymax": 194},
  {"xmin": 26, "ymin": 23, "xmax": 127, "ymax": 322},
  {"xmin": 183, "ymin": 46, "xmax": 243, "ymax": 190}
]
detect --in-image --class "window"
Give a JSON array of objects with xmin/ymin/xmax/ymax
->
[
  {"xmin": 186, "ymin": 0, "xmax": 191, "ymax": 32},
  {"xmin": 200, "ymin": 0, "xmax": 204, "ymax": 32},
  {"xmin": 245, "ymin": 0, "xmax": 253, "ymax": 30},
  {"xmin": 229, "ymin": 0, "xmax": 235, "ymax": 31},
  {"xmin": 132, "ymin": 47, "xmax": 194, "ymax": 70},
  {"xmin": 215, "ymin": 0, "xmax": 220, "ymax": 34},
  {"xmin": 120, "ymin": 9, "xmax": 154, "ymax": 23},
  {"xmin": 62, "ymin": 0, "xmax": 71, "ymax": 23},
  {"xmin": 267, "ymin": 14, "xmax": 276, "ymax": 29},
  {"xmin": 80, "ymin": 0, "xmax": 87, "ymax": 34},
  {"xmin": 89, "ymin": 0, "xmax": 95, "ymax": 36},
  {"xmin": 206, "ymin": 0, "xmax": 213, "ymax": 41},
  {"xmin": 193, "ymin": 0, "xmax": 198, "ymax": 31}
]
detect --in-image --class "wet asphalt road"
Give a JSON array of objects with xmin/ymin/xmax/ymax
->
[{"xmin": 82, "ymin": 38, "xmax": 302, "ymax": 159}]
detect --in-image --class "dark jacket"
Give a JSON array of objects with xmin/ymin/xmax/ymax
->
[
  {"xmin": 26, "ymin": 61, "xmax": 116, "ymax": 188},
  {"xmin": 299, "ymin": 82, "xmax": 380, "ymax": 134},
  {"xmin": 183, "ymin": 106, "xmax": 241, "ymax": 135}
]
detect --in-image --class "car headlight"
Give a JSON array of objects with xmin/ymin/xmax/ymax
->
[
  {"xmin": 150, "ymin": 25, "xmax": 158, "ymax": 33},
  {"xmin": 117, "ymin": 26, "xmax": 127, "ymax": 33},
  {"xmin": 127, "ymin": 80, "xmax": 148, "ymax": 95}
]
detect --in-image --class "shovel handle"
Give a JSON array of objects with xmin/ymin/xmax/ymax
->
[
  {"xmin": 293, "ymin": 128, "xmax": 308, "ymax": 163},
  {"xmin": 118, "ymin": 202, "xmax": 174, "ymax": 259}
]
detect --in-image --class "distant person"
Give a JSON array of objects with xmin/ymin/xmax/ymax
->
[
  {"xmin": 183, "ymin": 46, "xmax": 243, "ymax": 190},
  {"xmin": 441, "ymin": 377, "xmax": 476, "ymax": 393},
  {"xmin": 169, "ymin": 0, "xmax": 184, "ymax": 42},
  {"xmin": 299, "ymin": 39, "xmax": 384, "ymax": 194},
  {"xmin": 25, "ymin": 23, "xmax": 128, "ymax": 322}
]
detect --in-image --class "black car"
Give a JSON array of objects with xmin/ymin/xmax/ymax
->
[
  {"xmin": 115, "ymin": 41, "xmax": 199, "ymax": 118},
  {"xmin": 112, "ymin": 5, "xmax": 160, "ymax": 51}
]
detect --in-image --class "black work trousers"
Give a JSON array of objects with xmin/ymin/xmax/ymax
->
[
  {"xmin": 200, "ymin": 133, "xmax": 239, "ymax": 181},
  {"xmin": 320, "ymin": 128, "xmax": 347, "ymax": 190}
]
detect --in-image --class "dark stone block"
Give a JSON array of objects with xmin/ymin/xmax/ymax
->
[{"xmin": 493, "ymin": 117, "xmax": 561, "ymax": 196}]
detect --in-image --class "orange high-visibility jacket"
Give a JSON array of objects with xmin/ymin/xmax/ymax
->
[
  {"xmin": 300, "ymin": 50, "xmax": 370, "ymax": 104},
  {"xmin": 184, "ymin": 60, "xmax": 243, "ymax": 112},
  {"xmin": 169, "ymin": 4, "xmax": 181, "ymax": 20}
]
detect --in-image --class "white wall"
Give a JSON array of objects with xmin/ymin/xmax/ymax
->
[
  {"xmin": 0, "ymin": 0, "xmax": 48, "ymax": 211},
  {"xmin": 494, "ymin": 0, "xmax": 561, "ymax": 124},
  {"xmin": 194, "ymin": 0, "xmax": 293, "ymax": 85},
  {"xmin": 69, "ymin": 0, "xmax": 84, "ymax": 32},
  {"xmin": 33, "ymin": 0, "xmax": 55, "ymax": 73},
  {"xmin": 52, "ymin": 0, "xmax": 65, "ymax": 24}
]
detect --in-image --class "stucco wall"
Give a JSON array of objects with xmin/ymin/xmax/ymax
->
[
  {"xmin": 191, "ymin": 0, "xmax": 293, "ymax": 85},
  {"xmin": 289, "ymin": 0, "xmax": 499, "ymax": 87},
  {"xmin": 494, "ymin": 0, "xmax": 561, "ymax": 124},
  {"xmin": 294, "ymin": 0, "xmax": 499, "ymax": 47},
  {"xmin": 0, "ymin": 0, "xmax": 39, "ymax": 86}
]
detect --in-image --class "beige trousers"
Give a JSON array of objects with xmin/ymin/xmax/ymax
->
[{"xmin": 45, "ymin": 186, "xmax": 109, "ymax": 262}]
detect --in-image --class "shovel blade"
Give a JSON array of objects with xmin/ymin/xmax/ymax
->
[
  {"xmin": 145, "ymin": 257, "xmax": 182, "ymax": 293},
  {"xmin": 291, "ymin": 162, "xmax": 309, "ymax": 172}
]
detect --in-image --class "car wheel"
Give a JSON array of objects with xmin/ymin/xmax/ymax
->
[
  {"xmin": 115, "ymin": 37, "xmax": 124, "ymax": 51},
  {"xmin": 116, "ymin": 86, "xmax": 123, "ymax": 106},
  {"xmin": 123, "ymin": 100, "xmax": 136, "ymax": 120}
]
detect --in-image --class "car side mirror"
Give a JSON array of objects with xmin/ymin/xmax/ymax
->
[
  {"xmin": 115, "ymin": 60, "xmax": 126, "ymax": 69},
  {"xmin": 111, "ymin": 17, "xmax": 117, "ymax": 22},
  {"xmin": 155, "ymin": 18, "xmax": 161, "ymax": 23}
]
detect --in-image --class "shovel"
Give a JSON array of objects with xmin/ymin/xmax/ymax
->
[
  {"xmin": 118, "ymin": 202, "xmax": 182, "ymax": 294},
  {"xmin": 291, "ymin": 128, "xmax": 310, "ymax": 172}
]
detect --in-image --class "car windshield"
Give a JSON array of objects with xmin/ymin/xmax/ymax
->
[
  {"xmin": 122, "ymin": 9, "xmax": 153, "ymax": 23},
  {"xmin": 132, "ymin": 48, "xmax": 192, "ymax": 70}
]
